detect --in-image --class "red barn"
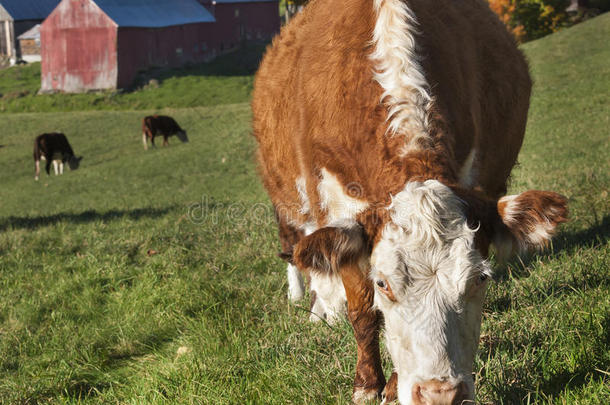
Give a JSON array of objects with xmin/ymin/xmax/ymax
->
[
  {"xmin": 200, "ymin": 0, "xmax": 280, "ymax": 52},
  {"xmin": 41, "ymin": 0, "xmax": 218, "ymax": 92}
]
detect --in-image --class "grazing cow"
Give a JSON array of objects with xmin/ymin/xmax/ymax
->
[
  {"xmin": 142, "ymin": 115, "xmax": 189, "ymax": 150},
  {"xmin": 33, "ymin": 133, "xmax": 82, "ymax": 181},
  {"xmin": 252, "ymin": 0, "xmax": 568, "ymax": 404}
]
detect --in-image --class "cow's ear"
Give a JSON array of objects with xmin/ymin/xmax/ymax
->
[
  {"xmin": 493, "ymin": 190, "xmax": 568, "ymax": 258},
  {"xmin": 293, "ymin": 222, "xmax": 367, "ymax": 274}
]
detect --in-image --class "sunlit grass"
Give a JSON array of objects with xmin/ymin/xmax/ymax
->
[{"xmin": 0, "ymin": 13, "xmax": 608, "ymax": 405}]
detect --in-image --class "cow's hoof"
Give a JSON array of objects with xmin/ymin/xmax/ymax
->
[
  {"xmin": 352, "ymin": 387, "xmax": 379, "ymax": 404},
  {"xmin": 380, "ymin": 372, "xmax": 398, "ymax": 404}
]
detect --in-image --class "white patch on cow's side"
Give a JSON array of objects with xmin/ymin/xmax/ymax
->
[
  {"xmin": 296, "ymin": 176, "xmax": 310, "ymax": 215},
  {"xmin": 293, "ymin": 176, "xmax": 318, "ymax": 235},
  {"xmin": 371, "ymin": 0, "xmax": 432, "ymax": 153},
  {"xmin": 286, "ymin": 263, "xmax": 305, "ymax": 302},
  {"xmin": 458, "ymin": 148, "xmax": 477, "ymax": 187},
  {"xmin": 309, "ymin": 272, "xmax": 347, "ymax": 324},
  {"xmin": 318, "ymin": 168, "xmax": 369, "ymax": 224},
  {"xmin": 370, "ymin": 180, "xmax": 488, "ymax": 404},
  {"xmin": 142, "ymin": 133, "xmax": 148, "ymax": 150}
]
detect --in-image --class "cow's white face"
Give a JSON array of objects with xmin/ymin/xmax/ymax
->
[
  {"xmin": 371, "ymin": 180, "xmax": 489, "ymax": 404},
  {"xmin": 292, "ymin": 178, "xmax": 567, "ymax": 405}
]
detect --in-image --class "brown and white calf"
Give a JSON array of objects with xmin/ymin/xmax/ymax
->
[
  {"xmin": 33, "ymin": 133, "xmax": 82, "ymax": 180},
  {"xmin": 252, "ymin": 0, "xmax": 568, "ymax": 404},
  {"xmin": 142, "ymin": 115, "xmax": 189, "ymax": 150}
]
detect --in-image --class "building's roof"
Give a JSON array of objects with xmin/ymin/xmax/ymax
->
[
  {"xmin": 94, "ymin": 0, "xmax": 215, "ymax": 28},
  {"xmin": 17, "ymin": 23, "xmax": 40, "ymax": 40},
  {"xmin": 0, "ymin": 0, "xmax": 60, "ymax": 21}
]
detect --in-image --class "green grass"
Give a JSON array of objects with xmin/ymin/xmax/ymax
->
[
  {"xmin": 1, "ymin": 13, "xmax": 609, "ymax": 405},
  {"xmin": 0, "ymin": 45, "xmax": 264, "ymax": 114}
]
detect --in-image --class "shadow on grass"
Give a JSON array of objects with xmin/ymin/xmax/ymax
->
[
  {"xmin": 0, "ymin": 206, "xmax": 176, "ymax": 231},
  {"xmin": 554, "ymin": 214, "xmax": 610, "ymax": 253},
  {"xmin": 487, "ymin": 215, "xmax": 609, "ymax": 313},
  {"xmin": 494, "ymin": 214, "xmax": 610, "ymax": 281}
]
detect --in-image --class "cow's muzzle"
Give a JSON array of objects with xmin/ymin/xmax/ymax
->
[{"xmin": 412, "ymin": 380, "xmax": 469, "ymax": 405}]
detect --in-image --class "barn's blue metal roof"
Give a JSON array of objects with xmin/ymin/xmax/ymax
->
[
  {"xmin": 94, "ymin": 0, "xmax": 215, "ymax": 28},
  {"xmin": 0, "ymin": 0, "xmax": 60, "ymax": 21}
]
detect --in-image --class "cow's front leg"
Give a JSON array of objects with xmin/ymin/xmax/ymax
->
[
  {"xmin": 341, "ymin": 262, "xmax": 385, "ymax": 403},
  {"xmin": 381, "ymin": 372, "xmax": 398, "ymax": 404},
  {"xmin": 163, "ymin": 136, "xmax": 169, "ymax": 146}
]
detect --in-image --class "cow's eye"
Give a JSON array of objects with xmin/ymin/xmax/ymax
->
[
  {"xmin": 376, "ymin": 279, "xmax": 388, "ymax": 290},
  {"xmin": 375, "ymin": 276, "xmax": 397, "ymax": 301},
  {"xmin": 477, "ymin": 273, "xmax": 489, "ymax": 285}
]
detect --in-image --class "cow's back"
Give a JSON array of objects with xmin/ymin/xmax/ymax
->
[
  {"xmin": 252, "ymin": 0, "xmax": 531, "ymax": 224},
  {"xmin": 34, "ymin": 133, "xmax": 73, "ymax": 159},
  {"xmin": 144, "ymin": 115, "xmax": 182, "ymax": 135}
]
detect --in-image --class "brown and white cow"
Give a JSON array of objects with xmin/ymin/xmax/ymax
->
[
  {"xmin": 252, "ymin": 0, "xmax": 568, "ymax": 404},
  {"xmin": 142, "ymin": 115, "xmax": 189, "ymax": 150},
  {"xmin": 33, "ymin": 133, "xmax": 82, "ymax": 181}
]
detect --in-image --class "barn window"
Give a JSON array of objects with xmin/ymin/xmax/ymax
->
[{"xmin": 235, "ymin": 8, "xmax": 239, "ymax": 17}]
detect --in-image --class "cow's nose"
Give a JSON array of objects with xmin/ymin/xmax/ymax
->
[{"xmin": 412, "ymin": 380, "xmax": 468, "ymax": 405}]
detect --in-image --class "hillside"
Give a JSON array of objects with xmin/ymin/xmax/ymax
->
[
  {"xmin": 0, "ymin": 44, "xmax": 265, "ymax": 113},
  {"xmin": 0, "ymin": 13, "xmax": 608, "ymax": 405}
]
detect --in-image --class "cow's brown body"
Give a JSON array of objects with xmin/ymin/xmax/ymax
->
[
  {"xmin": 254, "ymin": 0, "xmax": 530, "ymax": 222},
  {"xmin": 252, "ymin": 0, "xmax": 565, "ymax": 403},
  {"xmin": 142, "ymin": 115, "xmax": 188, "ymax": 149}
]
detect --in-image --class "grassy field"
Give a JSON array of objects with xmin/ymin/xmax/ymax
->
[
  {"xmin": 1, "ymin": 13, "xmax": 609, "ymax": 405},
  {"xmin": 0, "ymin": 45, "xmax": 264, "ymax": 114}
]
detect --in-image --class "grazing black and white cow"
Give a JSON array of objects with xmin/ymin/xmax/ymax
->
[
  {"xmin": 142, "ymin": 115, "xmax": 189, "ymax": 150},
  {"xmin": 33, "ymin": 133, "xmax": 82, "ymax": 181}
]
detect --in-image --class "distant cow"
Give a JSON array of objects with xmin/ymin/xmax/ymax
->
[
  {"xmin": 33, "ymin": 133, "xmax": 82, "ymax": 181},
  {"xmin": 142, "ymin": 115, "xmax": 189, "ymax": 150}
]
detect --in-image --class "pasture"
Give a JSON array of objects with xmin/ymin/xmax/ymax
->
[{"xmin": 0, "ymin": 14, "xmax": 609, "ymax": 405}]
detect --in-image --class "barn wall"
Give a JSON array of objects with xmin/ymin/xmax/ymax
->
[
  {"xmin": 19, "ymin": 38, "xmax": 39, "ymax": 55},
  {"xmin": 210, "ymin": 2, "xmax": 280, "ymax": 51},
  {"xmin": 0, "ymin": 20, "xmax": 11, "ymax": 56},
  {"xmin": 13, "ymin": 20, "xmax": 42, "ymax": 57},
  {"xmin": 41, "ymin": 0, "xmax": 118, "ymax": 92},
  {"xmin": 116, "ymin": 22, "xmax": 218, "ymax": 89}
]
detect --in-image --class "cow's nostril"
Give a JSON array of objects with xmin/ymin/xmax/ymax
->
[{"xmin": 412, "ymin": 380, "xmax": 468, "ymax": 405}]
